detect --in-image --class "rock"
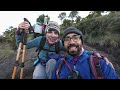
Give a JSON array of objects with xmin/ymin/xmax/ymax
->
[{"xmin": 0, "ymin": 48, "xmax": 37, "ymax": 79}]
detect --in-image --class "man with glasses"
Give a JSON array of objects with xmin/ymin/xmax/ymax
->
[{"xmin": 51, "ymin": 27, "xmax": 119, "ymax": 79}]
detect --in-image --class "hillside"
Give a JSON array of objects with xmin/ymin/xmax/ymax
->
[
  {"xmin": 0, "ymin": 45, "xmax": 120, "ymax": 79},
  {"xmin": 0, "ymin": 48, "xmax": 37, "ymax": 79}
]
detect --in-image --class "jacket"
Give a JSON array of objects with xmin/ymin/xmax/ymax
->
[{"xmin": 15, "ymin": 35, "xmax": 63, "ymax": 66}]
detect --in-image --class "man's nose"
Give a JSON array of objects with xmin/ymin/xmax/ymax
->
[{"xmin": 69, "ymin": 38, "xmax": 75, "ymax": 44}]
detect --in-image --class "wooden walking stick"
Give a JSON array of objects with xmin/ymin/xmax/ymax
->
[
  {"xmin": 20, "ymin": 31, "xmax": 27, "ymax": 79},
  {"xmin": 12, "ymin": 30, "xmax": 27, "ymax": 79},
  {"xmin": 12, "ymin": 18, "xmax": 30, "ymax": 79},
  {"xmin": 12, "ymin": 41, "xmax": 23, "ymax": 79}
]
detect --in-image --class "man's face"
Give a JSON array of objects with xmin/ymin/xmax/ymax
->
[
  {"xmin": 46, "ymin": 29, "xmax": 59, "ymax": 45},
  {"xmin": 63, "ymin": 33, "xmax": 83, "ymax": 56}
]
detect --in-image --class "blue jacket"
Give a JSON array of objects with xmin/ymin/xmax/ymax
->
[
  {"xmin": 15, "ymin": 35, "xmax": 63, "ymax": 66},
  {"xmin": 51, "ymin": 50, "xmax": 120, "ymax": 79}
]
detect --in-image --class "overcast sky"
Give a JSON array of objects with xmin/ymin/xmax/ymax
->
[{"xmin": 0, "ymin": 11, "xmax": 90, "ymax": 35}]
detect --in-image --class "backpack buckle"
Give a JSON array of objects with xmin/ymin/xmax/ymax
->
[{"xmin": 41, "ymin": 61, "xmax": 46, "ymax": 66}]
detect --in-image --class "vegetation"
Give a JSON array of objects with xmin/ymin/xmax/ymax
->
[
  {"xmin": 36, "ymin": 14, "xmax": 50, "ymax": 23},
  {"xmin": 0, "ymin": 42, "xmax": 15, "ymax": 63}
]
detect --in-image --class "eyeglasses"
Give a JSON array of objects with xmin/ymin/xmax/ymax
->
[{"xmin": 63, "ymin": 35, "xmax": 81, "ymax": 42}]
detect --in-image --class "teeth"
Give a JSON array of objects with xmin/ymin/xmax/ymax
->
[
  {"xmin": 50, "ymin": 38, "xmax": 56, "ymax": 42},
  {"xmin": 70, "ymin": 47, "xmax": 76, "ymax": 50}
]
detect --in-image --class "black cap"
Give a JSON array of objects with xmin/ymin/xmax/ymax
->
[{"xmin": 62, "ymin": 27, "xmax": 83, "ymax": 44}]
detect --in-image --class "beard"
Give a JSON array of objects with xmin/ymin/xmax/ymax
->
[{"xmin": 66, "ymin": 44, "xmax": 82, "ymax": 56}]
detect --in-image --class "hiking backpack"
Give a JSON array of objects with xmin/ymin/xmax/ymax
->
[
  {"xmin": 56, "ymin": 51, "xmax": 109, "ymax": 79},
  {"xmin": 33, "ymin": 16, "xmax": 49, "ymax": 38},
  {"xmin": 33, "ymin": 22, "xmax": 45, "ymax": 38}
]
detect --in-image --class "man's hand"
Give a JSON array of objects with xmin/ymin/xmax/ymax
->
[
  {"xmin": 96, "ymin": 52, "xmax": 115, "ymax": 69},
  {"xmin": 18, "ymin": 21, "xmax": 30, "ymax": 33}
]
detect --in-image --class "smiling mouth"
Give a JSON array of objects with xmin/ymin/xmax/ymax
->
[
  {"xmin": 69, "ymin": 46, "xmax": 77, "ymax": 51},
  {"xmin": 49, "ymin": 38, "xmax": 57, "ymax": 42},
  {"xmin": 68, "ymin": 44, "xmax": 78, "ymax": 49}
]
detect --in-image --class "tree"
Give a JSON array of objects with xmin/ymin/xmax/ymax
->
[
  {"xmin": 0, "ymin": 35, "xmax": 4, "ymax": 42},
  {"xmin": 85, "ymin": 11, "xmax": 104, "ymax": 19},
  {"xmin": 58, "ymin": 12, "xmax": 66, "ymax": 24},
  {"xmin": 36, "ymin": 14, "xmax": 50, "ymax": 23},
  {"xmin": 68, "ymin": 11, "xmax": 79, "ymax": 24},
  {"xmin": 75, "ymin": 16, "xmax": 81, "ymax": 23},
  {"xmin": 62, "ymin": 19, "xmax": 72, "ymax": 27},
  {"xmin": 3, "ymin": 26, "xmax": 17, "ymax": 49}
]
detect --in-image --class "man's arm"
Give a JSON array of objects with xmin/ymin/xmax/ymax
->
[{"xmin": 100, "ymin": 59, "xmax": 120, "ymax": 79}]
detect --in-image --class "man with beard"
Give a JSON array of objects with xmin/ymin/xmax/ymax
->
[
  {"xmin": 16, "ymin": 21, "xmax": 63, "ymax": 79},
  {"xmin": 51, "ymin": 27, "xmax": 119, "ymax": 79}
]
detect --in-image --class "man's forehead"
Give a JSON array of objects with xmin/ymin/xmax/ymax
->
[{"xmin": 65, "ymin": 33, "xmax": 78, "ymax": 37}]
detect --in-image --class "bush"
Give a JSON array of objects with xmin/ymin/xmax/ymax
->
[{"xmin": 0, "ymin": 42, "xmax": 15, "ymax": 63}]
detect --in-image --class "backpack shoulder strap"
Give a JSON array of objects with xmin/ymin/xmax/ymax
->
[
  {"xmin": 36, "ymin": 36, "xmax": 46, "ymax": 56},
  {"xmin": 42, "ymin": 24, "xmax": 45, "ymax": 36},
  {"xmin": 56, "ymin": 57, "xmax": 82, "ymax": 79},
  {"xmin": 89, "ymin": 51, "xmax": 104, "ymax": 79},
  {"xmin": 56, "ymin": 57, "xmax": 73, "ymax": 79},
  {"xmin": 55, "ymin": 40, "xmax": 60, "ymax": 54},
  {"xmin": 56, "ymin": 59, "xmax": 64, "ymax": 79}
]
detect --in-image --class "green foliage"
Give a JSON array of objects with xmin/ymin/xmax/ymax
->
[
  {"xmin": 0, "ymin": 35, "xmax": 4, "ymax": 42},
  {"xmin": 62, "ymin": 19, "xmax": 72, "ymax": 27},
  {"xmin": 75, "ymin": 16, "xmax": 81, "ymax": 23},
  {"xmin": 0, "ymin": 42, "xmax": 15, "ymax": 62},
  {"xmin": 74, "ymin": 12, "xmax": 120, "ymax": 48},
  {"xmin": 3, "ymin": 26, "xmax": 17, "ymax": 50},
  {"xmin": 68, "ymin": 11, "xmax": 79, "ymax": 24},
  {"xmin": 85, "ymin": 11, "xmax": 104, "ymax": 20},
  {"xmin": 36, "ymin": 14, "xmax": 50, "ymax": 23}
]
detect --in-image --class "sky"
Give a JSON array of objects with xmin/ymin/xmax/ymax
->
[{"xmin": 0, "ymin": 11, "xmax": 90, "ymax": 35}]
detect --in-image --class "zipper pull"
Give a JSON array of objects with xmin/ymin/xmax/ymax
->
[{"xmin": 74, "ymin": 65, "xmax": 76, "ymax": 70}]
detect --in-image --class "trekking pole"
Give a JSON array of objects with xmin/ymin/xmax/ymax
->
[
  {"xmin": 20, "ymin": 30, "xmax": 27, "ymax": 79},
  {"xmin": 12, "ymin": 29, "xmax": 27, "ymax": 79},
  {"xmin": 12, "ymin": 18, "xmax": 30, "ymax": 79},
  {"xmin": 12, "ymin": 38, "xmax": 23, "ymax": 79}
]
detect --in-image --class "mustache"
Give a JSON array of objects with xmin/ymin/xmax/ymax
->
[{"xmin": 68, "ymin": 44, "xmax": 79, "ymax": 49}]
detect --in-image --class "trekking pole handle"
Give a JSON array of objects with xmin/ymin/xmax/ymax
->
[{"xmin": 24, "ymin": 18, "xmax": 34, "ymax": 33}]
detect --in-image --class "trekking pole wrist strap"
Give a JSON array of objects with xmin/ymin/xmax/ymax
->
[{"xmin": 16, "ymin": 28, "xmax": 22, "ymax": 36}]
